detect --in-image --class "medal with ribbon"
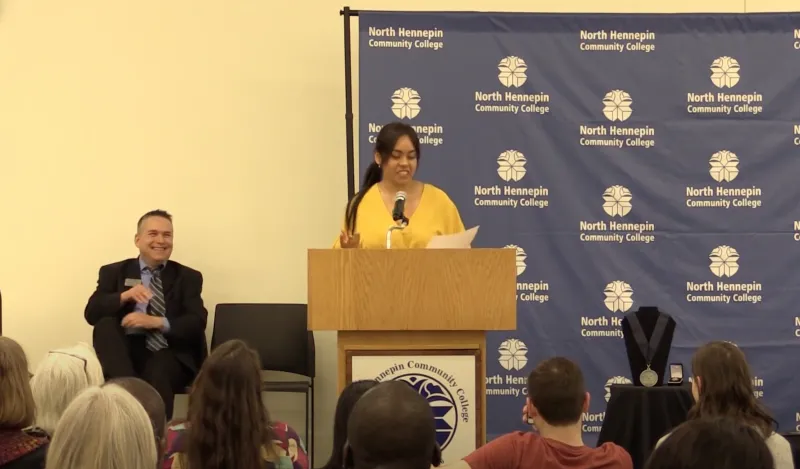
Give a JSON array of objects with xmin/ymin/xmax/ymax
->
[{"xmin": 628, "ymin": 313, "xmax": 669, "ymax": 387}]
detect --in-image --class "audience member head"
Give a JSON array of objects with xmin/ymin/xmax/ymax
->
[
  {"xmin": 323, "ymin": 380, "xmax": 379, "ymax": 469},
  {"xmin": 181, "ymin": 339, "xmax": 278, "ymax": 469},
  {"xmin": 30, "ymin": 342, "xmax": 105, "ymax": 434},
  {"xmin": 645, "ymin": 417, "xmax": 773, "ymax": 469},
  {"xmin": 106, "ymin": 377, "xmax": 167, "ymax": 464},
  {"xmin": 136, "ymin": 209, "xmax": 173, "ymax": 266},
  {"xmin": 688, "ymin": 341, "xmax": 774, "ymax": 435},
  {"xmin": 0, "ymin": 337, "xmax": 35, "ymax": 430},
  {"xmin": 526, "ymin": 357, "xmax": 588, "ymax": 428},
  {"xmin": 45, "ymin": 385, "xmax": 157, "ymax": 469},
  {"xmin": 345, "ymin": 381, "xmax": 439, "ymax": 469}
]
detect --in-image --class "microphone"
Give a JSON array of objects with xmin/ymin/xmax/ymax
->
[
  {"xmin": 386, "ymin": 191, "xmax": 408, "ymax": 248},
  {"xmin": 392, "ymin": 191, "xmax": 407, "ymax": 223}
]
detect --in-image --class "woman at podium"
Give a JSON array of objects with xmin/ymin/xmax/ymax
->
[{"xmin": 334, "ymin": 122, "xmax": 464, "ymax": 249}]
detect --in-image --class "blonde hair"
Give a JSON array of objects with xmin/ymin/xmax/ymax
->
[
  {"xmin": 45, "ymin": 385, "xmax": 157, "ymax": 469},
  {"xmin": 0, "ymin": 336, "xmax": 35, "ymax": 429},
  {"xmin": 30, "ymin": 342, "xmax": 105, "ymax": 434}
]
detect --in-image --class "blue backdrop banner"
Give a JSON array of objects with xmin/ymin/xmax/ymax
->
[{"xmin": 356, "ymin": 12, "xmax": 800, "ymax": 447}]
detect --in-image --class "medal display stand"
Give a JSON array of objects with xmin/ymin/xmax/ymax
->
[{"xmin": 621, "ymin": 306, "xmax": 676, "ymax": 387}]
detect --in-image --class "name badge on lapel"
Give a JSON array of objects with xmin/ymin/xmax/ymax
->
[{"xmin": 124, "ymin": 278, "xmax": 142, "ymax": 287}]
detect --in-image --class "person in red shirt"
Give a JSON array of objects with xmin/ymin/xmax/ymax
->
[{"xmin": 454, "ymin": 357, "xmax": 632, "ymax": 469}]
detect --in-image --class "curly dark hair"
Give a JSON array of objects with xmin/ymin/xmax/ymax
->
[{"xmin": 181, "ymin": 339, "xmax": 278, "ymax": 469}]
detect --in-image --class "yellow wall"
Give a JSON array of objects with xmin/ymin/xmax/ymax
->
[{"xmin": 0, "ymin": 0, "xmax": 793, "ymax": 462}]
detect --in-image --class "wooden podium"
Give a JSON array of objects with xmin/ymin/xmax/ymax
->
[{"xmin": 307, "ymin": 248, "xmax": 516, "ymax": 450}]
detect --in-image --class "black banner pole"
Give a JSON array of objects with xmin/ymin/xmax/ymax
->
[{"xmin": 342, "ymin": 7, "xmax": 356, "ymax": 199}]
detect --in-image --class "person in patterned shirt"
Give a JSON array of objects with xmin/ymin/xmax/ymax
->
[
  {"xmin": 162, "ymin": 340, "xmax": 308, "ymax": 469},
  {"xmin": 0, "ymin": 337, "xmax": 49, "ymax": 469}
]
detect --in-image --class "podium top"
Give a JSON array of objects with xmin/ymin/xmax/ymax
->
[{"xmin": 307, "ymin": 248, "xmax": 516, "ymax": 331}]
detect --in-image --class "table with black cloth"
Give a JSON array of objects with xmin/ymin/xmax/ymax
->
[{"xmin": 597, "ymin": 384, "xmax": 694, "ymax": 469}]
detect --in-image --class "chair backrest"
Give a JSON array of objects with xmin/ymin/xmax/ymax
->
[
  {"xmin": 211, "ymin": 303, "xmax": 314, "ymax": 378},
  {"xmin": 781, "ymin": 433, "xmax": 800, "ymax": 466}
]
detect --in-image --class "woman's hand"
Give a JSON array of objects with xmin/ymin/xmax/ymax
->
[{"xmin": 340, "ymin": 231, "xmax": 361, "ymax": 248}]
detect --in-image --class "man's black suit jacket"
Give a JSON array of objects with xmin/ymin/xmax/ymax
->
[{"xmin": 84, "ymin": 258, "xmax": 209, "ymax": 374}]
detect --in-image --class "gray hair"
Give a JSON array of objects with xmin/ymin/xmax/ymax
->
[
  {"xmin": 30, "ymin": 342, "xmax": 105, "ymax": 434},
  {"xmin": 45, "ymin": 385, "xmax": 157, "ymax": 469}
]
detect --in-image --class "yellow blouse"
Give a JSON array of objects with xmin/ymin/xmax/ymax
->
[{"xmin": 333, "ymin": 183, "xmax": 465, "ymax": 249}]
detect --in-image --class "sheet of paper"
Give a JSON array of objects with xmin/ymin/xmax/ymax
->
[{"xmin": 426, "ymin": 226, "xmax": 479, "ymax": 249}]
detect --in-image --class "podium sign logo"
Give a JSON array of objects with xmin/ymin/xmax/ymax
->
[
  {"xmin": 350, "ymin": 354, "xmax": 477, "ymax": 463},
  {"xmin": 398, "ymin": 373, "xmax": 458, "ymax": 449}
]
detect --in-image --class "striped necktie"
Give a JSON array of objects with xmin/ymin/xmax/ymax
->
[{"xmin": 145, "ymin": 267, "xmax": 169, "ymax": 352}]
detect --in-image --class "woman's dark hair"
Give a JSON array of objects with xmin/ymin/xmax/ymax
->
[
  {"xmin": 688, "ymin": 341, "xmax": 775, "ymax": 436},
  {"xmin": 321, "ymin": 380, "xmax": 379, "ymax": 469},
  {"xmin": 645, "ymin": 417, "xmax": 773, "ymax": 469},
  {"xmin": 345, "ymin": 122, "xmax": 421, "ymax": 233},
  {"xmin": 181, "ymin": 339, "xmax": 278, "ymax": 469}
]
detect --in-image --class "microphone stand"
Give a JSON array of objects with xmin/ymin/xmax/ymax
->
[{"xmin": 386, "ymin": 216, "xmax": 409, "ymax": 248}]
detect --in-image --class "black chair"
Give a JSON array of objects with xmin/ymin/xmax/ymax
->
[
  {"xmin": 210, "ymin": 303, "xmax": 315, "ymax": 466},
  {"xmin": 781, "ymin": 433, "xmax": 800, "ymax": 469}
]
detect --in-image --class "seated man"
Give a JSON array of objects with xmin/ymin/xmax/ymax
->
[
  {"xmin": 451, "ymin": 357, "xmax": 632, "ymax": 469},
  {"xmin": 85, "ymin": 209, "xmax": 207, "ymax": 419},
  {"xmin": 345, "ymin": 380, "xmax": 442, "ymax": 469}
]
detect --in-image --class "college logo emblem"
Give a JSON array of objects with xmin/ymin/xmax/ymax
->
[
  {"xmin": 396, "ymin": 374, "xmax": 458, "ymax": 449},
  {"xmin": 602, "ymin": 90, "xmax": 633, "ymax": 122},
  {"xmin": 391, "ymin": 87, "xmax": 422, "ymax": 119},
  {"xmin": 497, "ymin": 150, "xmax": 527, "ymax": 182},
  {"xmin": 709, "ymin": 150, "xmax": 739, "ymax": 182},
  {"xmin": 498, "ymin": 56, "xmax": 528, "ymax": 87},
  {"xmin": 603, "ymin": 281, "xmax": 634, "ymax": 313},
  {"xmin": 709, "ymin": 245, "xmax": 739, "ymax": 278},
  {"xmin": 498, "ymin": 339, "xmax": 528, "ymax": 371},
  {"xmin": 602, "ymin": 185, "xmax": 633, "ymax": 217},
  {"xmin": 710, "ymin": 56, "xmax": 740, "ymax": 88}
]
